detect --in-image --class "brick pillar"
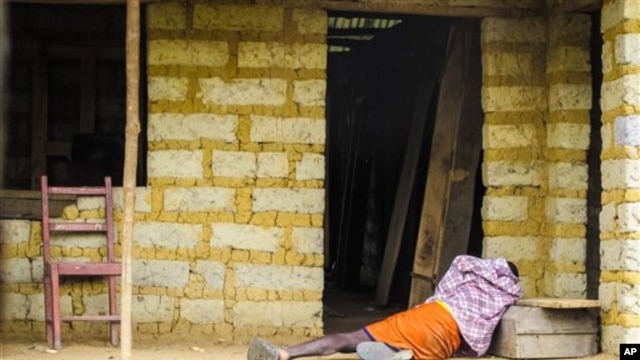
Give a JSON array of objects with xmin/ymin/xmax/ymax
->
[
  {"xmin": 543, "ymin": 13, "xmax": 592, "ymax": 298},
  {"xmin": 599, "ymin": 0, "xmax": 640, "ymax": 354}
]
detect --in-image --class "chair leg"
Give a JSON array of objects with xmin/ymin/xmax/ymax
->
[
  {"xmin": 50, "ymin": 266, "xmax": 62, "ymax": 350},
  {"xmin": 108, "ymin": 276, "xmax": 119, "ymax": 346},
  {"xmin": 43, "ymin": 272, "xmax": 53, "ymax": 347}
]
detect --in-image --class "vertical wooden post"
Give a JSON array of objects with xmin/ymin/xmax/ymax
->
[{"xmin": 121, "ymin": 0, "xmax": 140, "ymax": 359}]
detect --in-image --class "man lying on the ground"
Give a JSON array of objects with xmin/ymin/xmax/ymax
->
[{"xmin": 247, "ymin": 255, "xmax": 522, "ymax": 360}]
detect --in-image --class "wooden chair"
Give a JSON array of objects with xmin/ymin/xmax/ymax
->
[{"xmin": 41, "ymin": 175, "xmax": 120, "ymax": 349}]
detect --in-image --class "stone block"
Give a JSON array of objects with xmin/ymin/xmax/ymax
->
[
  {"xmin": 548, "ymin": 84, "xmax": 592, "ymax": 111},
  {"xmin": 296, "ymin": 153, "xmax": 325, "ymax": 180},
  {"xmin": 198, "ymin": 78, "xmax": 286, "ymax": 106},
  {"xmin": 547, "ymin": 46, "xmax": 590, "ymax": 73},
  {"xmin": 233, "ymin": 300, "xmax": 322, "ymax": 327},
  {"xmin": 134, "ymin": 221, "xmax": 200, "ymax": 249},
  {"xmin": 132, "ymin": 295, "xmax": 174, "ymax": 322},
  {"xmin": 617, "ymin": 202, "xmax": 640, "ymax": 232},
  {"xmin": 482, "ymin": 52, "xmax": 533, "ymax": 77},
  {"xmin": 600, "ymin": 239, "xmax": 640, "ymax": 271},
  {"xmin": 211, "ymin": 223, "xmax": 282, "ymax": 252},
  {"xmin": 292, "ymin": 9, "xmax": 327, "ymax": 34},
  {"xmin": 133, "ymin": 259, "xmax": 190, "ymax": 288},
  {"xmin": 148, "ymin": 113, "xmax": 238, "ymax": 142},
  {"xmin": 550, "ymin": 237, "xmax": 586, "ymax": 263},
  {"xmin": 601, "ymin": 122, "xmax": 613, "ymax": 149},
  {"xmin": 0, "ymin": 220, "xmax": 31, "ymax": 244},
  {"xmin": 481, "ymin": 196, "xmax": 528, "ymax": 221},
  {"xmin": 148, "ymin": 150, "xmax": 203, "ymax": 179},
  {"xmin": 148, "ymin": 40, "xmax": 228, "ymax": 67},
  {"xmin": 548, "ymin": 162, "xmax": 588, "ymax": 190},
  {"xmin": 601, "ymin": 325, "xmax": 640, "ymax": 355},
  {"xmin": 482, "ymin": 86, "xmax": 546, "ymax": 112},
  {"xmin": 544, "ymin": 273, "xmax": 586, "ymax": 298},
  {"xmin": 602, "ymin": 0, "xmax": 640, "ymax": 31},
  {"xmin": 293, "ymin": 80, "xmax": 326, "ymax": 107},
  {"xmin": 193, "ymin": 4, "xmax": 283, "ymax": 31},
  {"xmin": 481, "ymin": 17, "xmax": 546, "ymax": 43},
  {"xmin": 545, "ymin": 197, "xmax": 586, "ymax": 224},
  {"xmin": 27, "ymin": 293, "xmax": 72, "ymax": 321},
  {"xmin": 51, "ymin": 232, "xmax": 107, "ymax": 248},
  {"xmin": 112, "ymin": 187, "xmax": 152, "ymax": 213},
  {"xmin": 0, "ymin": 258, "xmax": 33, "ymax": 283},
  {"xmin": 148, "ymin": 77, "xmax": 189, "ymax": 102},
  {"xmin": 212, "ymin": 150, "xmax": 256, "ymax": 178},
  {"xmin": 616, "ymin": 34, "xmax": 640, "ymax": 65},
  {"xmin": 614, "ymin": 115, "xmax": 640, "ymax": 146},
  {"xmin": 601, "ymin": 75, "xmax": 640, "ymax": 112},
  {"xmin": 257, "ymin": 152, "xmax": 289, "ymax": 178},
  {"xmin": 164, "ymin": 187, "xmax": 235, "ymax": 212},
  {"xmin": 291, "ymin": 227, "xmax": 323, "ymax": 254},
  {"xmin": 482, "ymin": 124, "xmax": 537, "ymax": 149},
  {"xmin": 0, "ymin": 293, "xmax": 29, "ymax": 320},
  {"xmin": 252, "ymin": 188, "xmax": 325, "ymax": 213},
  {"xmin": 234, "ymin": 263, "xmax": 323, "ymax": 291},
  {"xmin": 602, "ymin": 41, "xmax": 613, "ymax": 75},
  {"xmin": 238, "ymin": 42, "xmax": 326, "ymax": 69},
  {"xmin": 601, "ymin": 159, "xmax": 640, "ymax": 189},
  {"xmin": 599, "ymin": 202, "xmax": 616, "ymax": 232},
  {"xmin": 194, "ymin": 260, "xmax": 226, "ymax": 289},
  {"xmin": 250, "ymin": 116, "xmax": 325, "ymax": 144},
  {"xmin": 483, "ymin": 161, "xmax": 543, "ymax": 186},
  {"xmin": 483, "ymin": 236, "xmax": 540, "ymax": 261},
  {"xmin": 147, "ymin": 2, "xmax": 186, "ymax": 30},
  {"xmin": 180, "ymin": 299, "xmax": 224, "ymax": 324}
]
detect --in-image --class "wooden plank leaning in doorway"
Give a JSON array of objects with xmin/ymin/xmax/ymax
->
[{"xmin": 408, "ymin": 19, "xmax": 483, "ymax": 308}]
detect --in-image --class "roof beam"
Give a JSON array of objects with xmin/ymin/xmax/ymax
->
[{"xmin": 549, "ymin": 0, "xmax": 603, "ymax": 13}]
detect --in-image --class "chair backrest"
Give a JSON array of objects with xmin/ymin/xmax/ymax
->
[{"xmin": 41, "ymin": 175, "xmax": 115, "ymax": 265}]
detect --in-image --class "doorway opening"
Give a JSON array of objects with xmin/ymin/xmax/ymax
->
[{"xmin": 323, "ymin": 12, "xmax": 484, "ymax": 331}]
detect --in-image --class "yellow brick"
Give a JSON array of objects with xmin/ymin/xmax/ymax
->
[
  {"xmin": 62, "ymin": 205, "xmax": 79, "ymax": 220},
  {"xmin": 246, "ymin": 288, "xmax": 268, "ymax": 301},
  {"xmin": 147, "ymin": 2, "xmax": 186, "ymax": 30},
  {"xmin": 231, "ymin": 250, "xmax": 250, "ymax": 262},
  {"xmin": 193, "ymin": 4, "xmax": 284, "ymax": 32},
  {"xmin": 285, "ymin": 251, "xmax": 304, "ymax": 265},
  {"xmin": 292, "ymin": 9, "xmax": 327, "ymax": 35},
  {"xmin": 148, "ymin": 40, "xmax": 229, "ymax": 67}
]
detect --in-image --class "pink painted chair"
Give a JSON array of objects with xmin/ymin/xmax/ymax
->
[{"xmin": 40, "ymin": 175, "xmax": 120, "ymax": 349}]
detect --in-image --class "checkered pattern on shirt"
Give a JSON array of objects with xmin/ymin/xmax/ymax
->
[{"xmin": 426, "ymin": 255, "xmax": 522, "ymax": 356}]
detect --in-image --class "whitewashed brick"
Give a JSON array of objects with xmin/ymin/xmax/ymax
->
[
  {"xmin": 550, "ymin": 237, "xmax": 586, "ymax": 263},
  {"xmin": 212, "ymin": 150, "xmax": 256, "ymax": 178},
  {"xmin": 234, "ymin": 301, "xmax": 322, "ymax": 328},
  {"xmin": 235, "ymin": 263, "xmax": 323, "ymax": 291},
  {"xmin": 544, "ymin": 273, "xmax": 586, "ymax": 298},
  {"xmin": 164, "ymin": 187, "xmax": 236, "ymax": 212},
  {"xmin": 546, "ymin": 197, "xmax": 586, "ymax": 224},
  {"xmin": 148, "ymin": 150, "xmax": 203, "ymax": 178},
  {"xmin": 482, "ymin": 52, "xmax": 533, "ymax": 77},
  {"xmin": 194, "ymin": 260, "xmax": 226, "ymax": 289},
  {"xmin": 84, "ymin": 294, "xmax": 111, "ymax": 316},
  {"xmin": 548, "ymin": 162, "xmax": 588, "ymax": 190},
  {"xmin": 133, "ymin": 259, "xmax": 190, "ymax": 288},
  {"xmin": 148, "ymin": 40, "xmax": 228, "ymax": 66},
  {"xmin": 198, "ymin": 78, "xmax": 286, "ymax": 106},
  {"xmin": 0, "ymin": 258, "xmax": 33, "ymax": 283},
  {"xmin": 482, "ymin": 124, "xmax": 536, "ymax": 149},
  {"xmin": 601, "ymin": 75, "xmax": 640, "ymax": 111},
  {"xmin": 601, "ymin": 159, "xmax": 640, "ymax": 189},
  {"xmin": 599, "ymin": 282, "xmax": 616, "ymax": 312},
  {"xmin": 193, "ymin": 4, "xmax": 283, "ymax": 31},
  {"xmin": 296, "ymin": 153, "xmax": 325, "ymax": 180},
  {"xmin": 31, "ymin": 257, "xmax": 43, "ymax": 282},
  {"xmin": 548, "ymin": 84, "xmax": 592, "ymax": 111},
  {"xmin": 134, "ymin": 222, "xmax": 200, "ymax": 249},
  {"xmin": 602, "ymin": 0, "xmax": 640, "ymax": 31},
  {"xmin": 0, "ymin": 293, "xmax": 28, "ymax": 320},
  {"xmin": 616, "ymin": 34, "xmax": 640, "ymax": 65},
  {"xmin": 481, "ymin": 17, "xmax": 546, "ymax": 43},
  {"xmin": 148, "ymin": 113, "xmax": 238, "ymax": 142},
  {"xmin": 148, "ymin": 77, "xmax": 189, "ymax": 102},
  {"xmin": 618, "ymin": 202, "xmax": 640, "ymax": 232},
  {"xmin": 252, "ymin": 188, "xmax": 325, "ymax": 213},
  {"xmin": 238, "ymin": 42, "xmax": 327, "ymax": 69},
  {"xmin": 601, "ymin": 325, "xmax": 640, "ymax": 355},
  {"xmin": 132, "ymin": 295, "xmax": 174, "ymax": 322},
  {"xmin": 616, "ymin": 283, "xmax": 640, "ymax": 315},
  {"xmin": 602, "ymin": 123, "xmax": 613, "ymax": 149},
  {"xmin": 180, "ymin": 299, "xmax": 224, "ymax": 324},
  {"xmin": 257, "ymin": 152, "xmax": 289, "ymax": 178},
  {"xmin": 293, "ymin": 80, "xmax": 326, "ymax": 106},
  {"xmin": 51, "ymin": 232, "xmax": 106, "ymax": 248},
  {"xmin": 547, "ymin": 46, "xmax": 590, "ymax": 73},
  {"xmin": 600, "ymin": 240, "xmax": 640, "ymax": 271},
  {"xmin": 212, "ymin": 223, "xmax": 282, "ymax": 252},
  {"xmin": 600, "ymin": 202, "xmax": 616, "ymax": 232},
  {"xmin": 250, "ymin": 116, "xmax": 325, "ymax": 144},
  {"xmin": 292, "ymin": 9, "xmax": 327, "ymax": 34},
  {"xmin": 481, "ymin": 196, "xmax": 528, "ymax": 221},
  {"xmin": 0, "ymin": 220, "xmax": 31, "ymax": 244},
  {"xmin": 614, "ymin": 115, "xmax": 640, "ymax": 146},
  {"xmin": 483, "ymin": 161, "xmax": 543, "ymax": 186},
  {"xmin": 291, "ymin": 227, "xmax": 323, "ymax": 254},
  {"xmin": 27, "ymin": 293, "xmax": 71, "ymax": 321},
  {"xmin": 602, "ymin": 41, "xmax": 613, "ymax": 75},
  {"xmin": 482, "ymin": 86, "xmax": 546, "ymax": 112},
  {"xmin": 483, "ymin": 236, "xmax": 540, "ymax": 261},
  {"xmin": 113, "ymin": 187, "xmax": 152, "ymax": 213},
  {"xmin": 147, "ymin": 2, "xmax": 186, "ymax": 30},
  {"xmin": 547, "ymin": 123, "xmax": 590, "ymax": 149},
  {"xmin": 76, "ymin": 195, "xmax": 105, "ymax": 210}
]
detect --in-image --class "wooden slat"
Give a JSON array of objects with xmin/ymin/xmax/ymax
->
[
  {"xmin": 516, "ymin": 298, "xmax": 601, "ymax": 308},
  {"xmin": 48, "ymin": 186, "xmax": 108, "ymax": 195},
  {"xmin": 549, "ymin": 0, "xmax": 602, "ymax": 13},
  {"xmin": 408, "ymin": 20, "xmax": 477, "ymax": 308},
  {"xmin": 375, "ymin": 80, "xmax": 435, "ymax": 306},
  {"xmin": 49, "ymin": 222, "xmax": 107, "ymax": 232},
  {"xmin": 57, "ymin": 262, "xmax": 121, "ymax": 275},
  {"xmin": 62, "ymin": 315, "xmax": 120, "ymax": 322}
]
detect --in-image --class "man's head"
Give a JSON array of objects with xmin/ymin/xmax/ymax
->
[{"xmin": 507, "ymin": 261, "xmax": 519, "ymax": 278}]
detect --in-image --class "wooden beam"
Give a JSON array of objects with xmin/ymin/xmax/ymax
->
[
  {"xmin": 549, "ymin": 0, "xmax": 602, "ymax": 13},
  {"xmin": 318, "ymin": 1, "xmax": 542, "ymax": 18}
]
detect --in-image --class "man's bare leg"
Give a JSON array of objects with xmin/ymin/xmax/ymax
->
[{"xmin": 281, "ymin": 329, "xmax": 371, "ymax": 360}]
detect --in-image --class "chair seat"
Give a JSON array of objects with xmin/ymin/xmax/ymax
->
[{"xmin": 54, "ymin": 262, "xmax": 121, "ymax": 276}]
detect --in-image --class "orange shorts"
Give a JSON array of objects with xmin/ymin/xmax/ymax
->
[{"xmin": 364, "ymin": 301, "xmax": 461, "ymax": 360}]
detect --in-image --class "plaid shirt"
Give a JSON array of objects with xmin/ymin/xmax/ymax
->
[{"xmin": 426, "ymin": 255, "xmax": 522, "ymax": 356}]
